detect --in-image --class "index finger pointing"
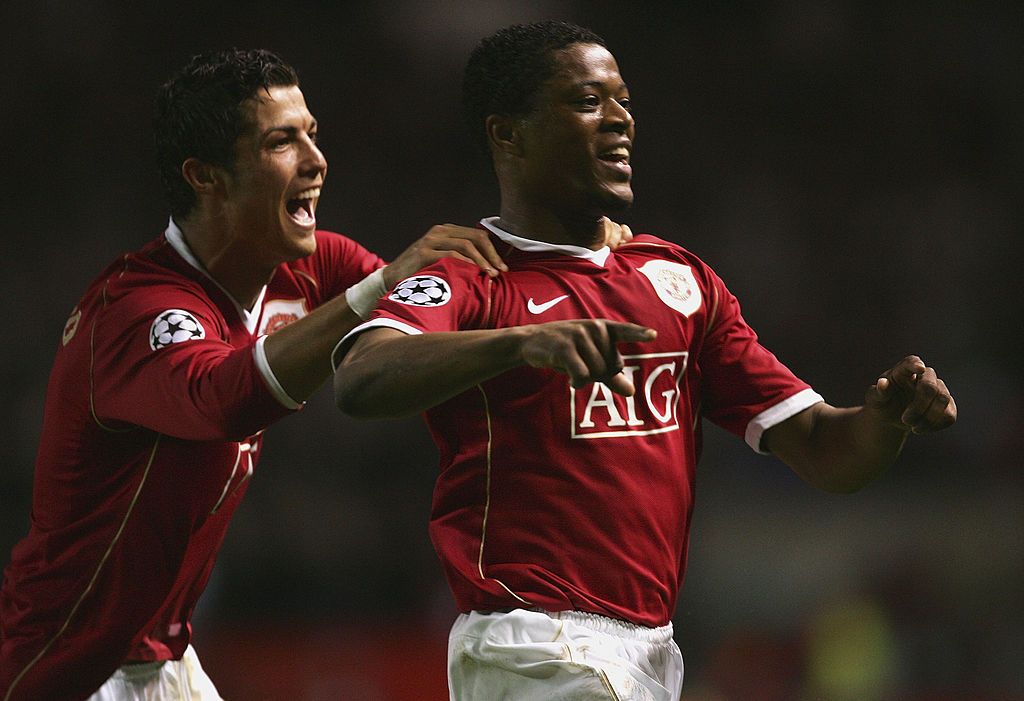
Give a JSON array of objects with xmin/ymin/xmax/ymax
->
[
  {"xmin": 608, "ymin": 322, "xmax": 657, "ymax": 343},
  {"xmin": 889, "ymin": 354, "xmax": 927, "ymax": 389}
]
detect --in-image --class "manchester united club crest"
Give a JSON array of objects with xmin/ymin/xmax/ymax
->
[
  {"xmin": 259, "ymin": 298, "xmax": 308, "ymax": 335},
  {"xmin": 637, "ymin": 260, "xmax": 702, "ymax": 317}
]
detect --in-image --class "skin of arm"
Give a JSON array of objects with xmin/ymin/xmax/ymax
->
[
  {"xmin": 334, "ymin": 321, "xmax": 657, "ymax": 419},
  {"xmin": 763, "ymin": 355, "xmax": 957, "ymax": 493}
]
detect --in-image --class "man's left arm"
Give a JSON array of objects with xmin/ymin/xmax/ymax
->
[{"xmin": 763, "ymin": 355, "xmax": 957, "ymax": 493}]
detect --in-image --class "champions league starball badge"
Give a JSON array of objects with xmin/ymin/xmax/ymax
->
[
  {"xmin": 149, "ymin": 309, "xmax": 206, "ymax": 350},
  {"xmin": 388, "ymin": 275, "xmax": 452, "ymax": 307}
]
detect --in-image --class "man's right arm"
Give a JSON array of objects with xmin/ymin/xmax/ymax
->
[
  {"xmin": 333, "ymin": 320, "xmax": 657, "ymax": 419},
  {"xmin": 263, "ymin": 224, "xmax": 508, "ymax": 403},
  {"xmin": 267, "ymin": 219, "xmax": 636, "ymax": 403}
]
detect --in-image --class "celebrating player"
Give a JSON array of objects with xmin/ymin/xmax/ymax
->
[
  {"xmin": 0, "ymin": 48, "xmax": 517, "ymax": 701},
  {"xmin": 332, "ymin": 21, "xmax": 957, "ymax": 700}
]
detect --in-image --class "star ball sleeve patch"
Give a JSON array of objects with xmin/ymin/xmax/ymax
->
[
  {"xmin": 149, "ymin": 309, "xmax": 206, "ymax": 350},
  {"xmin": 388, "ymin": 275, "xmax": 452, "ymax": 307}
]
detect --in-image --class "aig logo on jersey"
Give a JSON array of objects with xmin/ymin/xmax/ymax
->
[
  {"xmin": 149, "ymin": 309, "xmax": 205, "ymax": 350},
  {"xmin": 570, "ymin": 351, "xmax": 688, "ymax": 439}
]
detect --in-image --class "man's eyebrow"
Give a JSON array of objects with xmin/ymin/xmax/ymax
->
[
  {"xmin": 571, "ymin": 79, "xmax": 629, "ymax": 92},
  {"xmin": 260, "ymin": 119, "xmax": 318, "ymax": 138}
]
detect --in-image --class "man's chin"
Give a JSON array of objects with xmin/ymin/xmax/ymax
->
[
  {"xmin": 284, "ymin": 229, "xmax": 318, "ymax": 261},
  {"xmin": 597, "ymin": 189, "xmax": 634, "ymax": 213}
]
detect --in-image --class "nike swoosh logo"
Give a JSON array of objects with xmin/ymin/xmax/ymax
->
[{"xmin": 527, "ymin": 295, "xmax": 569, "ymax": 314}]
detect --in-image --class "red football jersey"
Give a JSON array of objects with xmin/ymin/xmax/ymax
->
[
  {"xmin": 341, "ymin": 218, "xmax": 822, "ymax": 628},
  {"xmin": 0, "ymin": 222, "xmax": 383, "ymax": 701}
]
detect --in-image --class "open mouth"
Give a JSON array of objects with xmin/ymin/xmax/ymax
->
[
  {"xmin": 598, "ymin": 147, "xmax": 631, "ymax": 175},
  {"xmin": 286, "ymin": 187, "xmax": 320, "ymax": 226}
]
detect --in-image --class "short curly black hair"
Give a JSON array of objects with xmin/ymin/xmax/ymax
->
[
  {"xmin": 462, "ymin": 20, "xmax": 606, "ymax": 153},
  {"xmin": 154, "ymin": 48, "xmax": 299, "ymax": 220}
]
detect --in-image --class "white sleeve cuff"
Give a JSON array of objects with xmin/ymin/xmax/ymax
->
[
  {"xmin": 744, "ymin": 388, "xmax": 824, "ymax": 454},
  {"xmin": 330, "ymin": 318, "xmax": 424, "ymax": 372},
  {"xmin": 253, "ymin": 335, "xmax": 304, "ymax": 410}
]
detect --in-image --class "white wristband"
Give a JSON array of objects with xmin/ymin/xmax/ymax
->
[{"xmin": 344, "ymin": 267, "xmax": 388, "ymax": 320}]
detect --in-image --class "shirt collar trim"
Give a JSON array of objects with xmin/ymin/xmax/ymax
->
[
  {"xmin": 480, "ymin": 216, "xmax": 611, "ymax": 267},
  {"xmin": 164, "ymin": 218, "xmax": 266, "ymax": 333}
]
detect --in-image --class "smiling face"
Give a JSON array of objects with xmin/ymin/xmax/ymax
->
[
  {"xmin": 219, "ymin": 84, "xmax": 327, "ymax": 266},
  {"xmin": 516, "ymin": 43, "xmax": 635, "ymax": 218}
]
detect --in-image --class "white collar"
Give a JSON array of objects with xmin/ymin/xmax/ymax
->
[
  {"xmin": 164, "ymin": 218, "xmax": 266, "ymax": 334},
  {"xmin": 480, "ymin": 217, "xmax": 612, "ymax": 267}
]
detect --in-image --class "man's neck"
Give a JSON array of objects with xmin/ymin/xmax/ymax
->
[
  {"xmin": 497, "ymin": 203, "xmax": 607, "ymax": 251},
  {"xmin": 176, "ymin": 215, "xmax": 271, "ymax": 311}
]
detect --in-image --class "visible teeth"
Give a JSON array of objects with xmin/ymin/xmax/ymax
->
[
  {"xmin": 604, "ymin": 147, "xmax": 629, "ymax": 158},
  {"xmin": 292, "ymin": 187, "xmax": 321, "ymax": 200}
]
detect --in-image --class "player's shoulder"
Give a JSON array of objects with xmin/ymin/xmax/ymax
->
[
  {"xmin": 312, "ymin": 228, "xmax": 355, "ymax": 247},
  {"xmin": 306, "ymin": 229, "xmax": 368, "ymax": 260},
  {"xmin": 413, "ymin": 256, "xmax": 491, "ymax": 284},
  {"xmin": 57, "ymin": 235, "xmax": 221, "ymax": 354},
  {"xmin": 301, "ymin": 229, "xmax": 386, "ymax": 272},
  {"xmin": 94, "ymin": 238, "xmax": 215, "ymax": 317},
  {"xmin": 380, "ymin": 258, "xmax": 490, "ymax": 310},
  {"xmin": 617, "ymin": 233, "xmax": 714, "ymax": 271}
]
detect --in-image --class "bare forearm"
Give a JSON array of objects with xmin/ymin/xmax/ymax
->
[
  {"xmin": 261, "ymin": 221, "xmax": 512, "ymax": 403},
  {"xmin": 766, "ymin": 403, "xmax": 910, "ymax": 493},
  {"xmin": 767, "ymin": 355, "xmax": 955, "ymax": 492},
  {"xmin": 263, "ymin": 293, "xmax": 364, "ymax": 402},
  {"xmin": 334, "ymin": 318, "xmax": 657, "ymax": 418},
  {"xmin": 334, "ymin": 328, "xmax": 528, "ymax": 418}
]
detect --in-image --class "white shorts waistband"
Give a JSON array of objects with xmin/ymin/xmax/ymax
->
[
  {"xmin": 111, "ymin": 659, "xmax": 167, "ymax": 682},
  {"xmin": 538, "ymin": 609, "xmax": 675, "ymax": 644}
]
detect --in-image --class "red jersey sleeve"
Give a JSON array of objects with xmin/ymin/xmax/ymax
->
[
  {"xmin": 696, "ymin": 265, "xmax": 823, "ymax": 452},
  {"xmin": 334, "ymin": 259, "xmax": 491, "ymax": 361},
  {"xmin": 90, "ymin": 284, "xmax": 291, "ymax": 441}
]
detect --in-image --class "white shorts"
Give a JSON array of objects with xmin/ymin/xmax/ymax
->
[
  {"xmin": 448, "ymin": 609, "xmax": 684, "ymax": 701},
  {"xmin": 87, "ymin": 645, "xmax": 222, "ymax": 701}
]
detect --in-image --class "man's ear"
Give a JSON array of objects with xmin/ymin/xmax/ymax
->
[
  {"xmin": 181, "ymin": 157, "xmax": 224, "ymax": 197},
  {"xmin": 485, "ymin": 114, "xmax": 525, "ymax": 157}
]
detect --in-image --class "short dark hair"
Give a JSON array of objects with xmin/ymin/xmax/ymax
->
[
  {"xmin": 462, "ymin": 20, "xmax": 606, "ymax": 152},
  {"xmin": 154, "ymin": 48, "xmax": 299, "ymax": 220}
]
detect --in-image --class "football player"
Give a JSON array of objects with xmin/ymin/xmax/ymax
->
[{"xmin": 333, "ymin": 21, "xmax": 956, "ymax": 700}]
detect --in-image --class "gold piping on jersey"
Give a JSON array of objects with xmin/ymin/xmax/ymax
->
[
  {"xmin": 209, "ymin": 441, "xmax": 256, "ymax": 515},
  {"xmin": 474, "ymin": 384, "xmax": 532, "ymax": 606},
  {"xmin": 89, "ymin": 277, "xmax": 135, "ymax": 433},
  {"xmin": 3, "ymin": 435, "xmax": 163, "ymax": 701},
  {"xmin": 292, "ymin": 269, "xmax": 319, "ymax": 288}
]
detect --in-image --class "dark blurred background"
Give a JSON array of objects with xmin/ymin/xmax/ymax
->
[{"xmin": 1, "ymin": 1, "xmax": 1021, "ymax": 699}]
